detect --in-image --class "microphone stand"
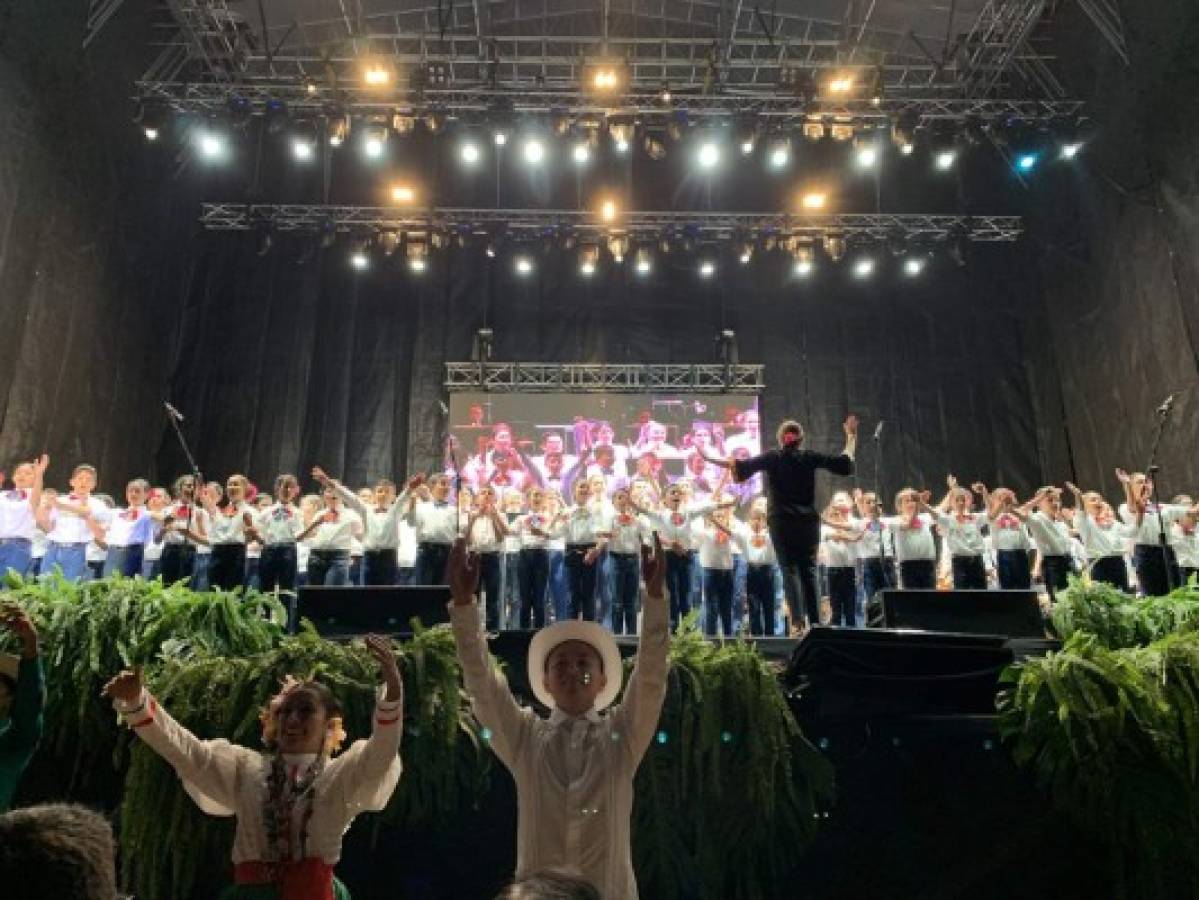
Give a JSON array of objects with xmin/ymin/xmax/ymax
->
[
  {"xmin": 1143, "ymin": 399, "xmax": 1175, "ymax": 592},
  {"xmin": 872, "ymin": 425, "xmax": 894, "ymax": 591},
  {"xmin": 164, "ymin": 404, "xmax": 203, "ymax": 542}
]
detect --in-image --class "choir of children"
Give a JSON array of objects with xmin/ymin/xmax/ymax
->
[{"xmin": 4, "ymin": 453, "xmax": 1199, "ymax": 635}]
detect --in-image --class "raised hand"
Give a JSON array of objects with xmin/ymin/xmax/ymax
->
[
  {"xmin": 102, "ymin": 666, "xmax": 144, "ymax": 706},
  {"xmin": 640, "ymin": 532, "xmax": 667, "ymax": 599},
  {"xmin": 311, "ymin": 467, "xmax": 331, "ymax": 486},
  {"xmin": 918, "ymin": 490, "xmax": 932, "ymax": 505},
  {"xmin": 404, "ymin": 473, "xmax": 426, "ymax": 492},
  {"xmin": 843, "ymin": 414, "xmax": 859, "ymax": 437},
  {"xmin": 448, "ymin": 538, "xmax": 480, "ymax": 606},
  {"xmin": 34, "ymin": 454, "xmax": 49, "ymax": 475},
  {"xmin": 946, "ymin": 474, "xmax": 959, "ymax": 490},
  {"xmin": 364, "ymin": 634, "xmax": 403, "ymax": 702},
  {"xmin": 970, "ymin": 482, "xmax": 987, "ymax": 495},
  {"xmin": 1115, "ymin": 468, "xmax": 1131, "ymax": 484}
]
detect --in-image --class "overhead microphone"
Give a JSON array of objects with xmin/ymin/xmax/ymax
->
[
  {"xmin": 872, "ymin": 420, "xmax": 884, "ymax": 441},
  {"xmin": 164, "ymin": 402, "xmax": 185, "ymax": 422},
  {"xmin": 1157, "ymin": 394, "xmax": 1176, "ymax": 416}
]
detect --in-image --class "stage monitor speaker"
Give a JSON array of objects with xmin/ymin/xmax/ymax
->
[
  {"xmin": 292, "ymin": 586, "xmax": 452, "ymax": 638},
  {"xmin": 872, "ymin": 589, "xmax": 1045, "ymax": 638}
]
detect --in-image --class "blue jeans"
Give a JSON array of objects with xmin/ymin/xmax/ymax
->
[
  {"xmin": 502, "ymin": 552, "xmax": 520, "ymax": 628},
  {"xmin": 609, "ymin": 552, "xmax": 640, "ymax": 635},
  {"xmin": 665, "ymin": 551, "xmax": 694, "ymax": 628},
  {"xmin": 191, "ymin": 552, "xmax": 211, "ymax": 591},
  {"xmin": 103, "ymin": 544, "xmax": 145, "ymax": 578},
  {"xmin": 565, "ymin": 546, "xmax": 599, "ymax": 621},
  {"xmin": 478, "ymin": 551, "xmax": 503, "ymax": 631},
  {"xmin": 746, "ymin": 564, "xmax": 775, "ymax": 636},
  {"xmin": 731, "ymin": 555, "xmax": 747, "ymax": 636},
  {"xmin": 703, "ymin": 568, "xmax": 735, "ymax": 637},
  {"xmin": 549, "ymin": 550, "xmax": 569, "ymax": 622},
  {"xmin": 596, "ymin": 551, "xmax": 613, "ymax": 629},
  {"xmin": 43, "ymin": 542, "xmax": 88, "ymax": 581},
  {"xmin": 259, "ymin": 545, "xmax": 297, "ymax": 593},
  {"xmin": 308, "ymin": 550, "xmax": 351, "ymax": 586},
  {"xmin": 996, "ymin": 550, "xmax": 1032, "ymax": 590},
  {"xmin": 0, "ymin": 539, "xmax": 32, "ymax": 578},
  {"xmin": 518, "ymin": 548, "xmax": 549, "ymax": 629}
]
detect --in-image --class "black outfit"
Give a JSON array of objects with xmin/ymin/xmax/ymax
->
[
  {"xmin": 734, "ymin": 444, "xmax": 854, "ymax": 625},
  {"xmin": 209, "ymin": 543, "xmax": 247, "ymax": 591}
]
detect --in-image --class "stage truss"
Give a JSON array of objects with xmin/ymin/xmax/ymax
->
[
  {"xmin": 112, "ymin": 0, "xmax": 1111, "ymax": 126},
  {"xmin": 199, "ymin": 205, "xmax": 1023, "ymax": 243},
  {"xmin": 444, "ymin": 362, "xmax": 765, "ymax": 394}
]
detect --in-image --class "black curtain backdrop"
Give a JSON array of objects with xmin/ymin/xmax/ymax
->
[{"xmin": 156, "ymin": 231, "xmax": 1055, "ymax": 507}]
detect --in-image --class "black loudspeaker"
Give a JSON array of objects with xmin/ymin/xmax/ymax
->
[
  {"xmin": 291, "ymin": 586, "xmax": 452, "ymax": 637},
  {"xmin": 872, "ymin": 589, "xmax": 1045, "ymax": 638}
]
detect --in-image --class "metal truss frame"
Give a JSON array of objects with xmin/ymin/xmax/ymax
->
[
  {"xmin": 199, "ymin": 204, "xmax": 1023, "ymax": 243},
  {"xmin": 444, "ymin": 361, "xmax": 765, "ymax": 394},
  {"xmin": 139, "ymin": 79, "xmax": 1083, "ymax": 125}
]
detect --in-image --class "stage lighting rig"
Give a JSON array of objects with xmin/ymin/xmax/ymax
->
[
  {"xmin": 697, "ymin": 140, "xmax": 720, "ymax": 170},
  {"xmin": 585, "ymin": 61, "xmax": 626, "ymax": 95},
  {"xmin": 607, "ymin": 116, "xmax": 635, "ymax": 153},
  {"xmin": 579, "ymin": 244, "xmax": 599, "ymax": 276},
  {"xmin": 802, "ymin": 117, "xmax": 826, "ymax": 142},
  {"xmin": 196, "ymin": 127, "xmax": 228, "ymax": 160},
  {"xmin": 792, "ymin": 244, "xmax": 815, "ymax": 277},
  {"xmin": 823, "ymin": 233, "xmax": 847, "ymax": 263},
  {"xmin": 698, "ymin": 259, "xmax": 716, "ymax": 278},
  {"xmin": 349, "ymin": 242, "xmax": 370, "ymax": 270},
  {"xmin": 903, "ymin": 256, "xmax": 926, "ymax": 277},
  {"xmin": 767, "ymin": 137, "xmax": 791, "ymax": 169},
  {"xmin": 390, "ymin": 184, "xmax": 416, "ymax": 204},
  {"xmin": 291, "ymin": 121, "xmax": 318, "ymax": 161},
  {"xmin": 362, "ymin": 60, "xmax": 393, "ymax": 88},
  {"xmin": 852, "ymin": 257, "xmax": 876, "ymax": 278},
  {"xmin": 406, "ymin": 239, "xmax": 429, "ymax": 273},
  {"xmin": 514, "ymin": 255, "xmax": 534, "ymax": 275},
  {"xmin": 472, "ymin": 328, "xmax": 494, "ymax": 362},
  {"xmin": 135, "ymin": 101, "xmax": 168, "ymax": 142},
  {"xmin": 599, "ymin": 198, "xmax": 618, "ymax": 223},
  {"xmin": 716, "ymin": 329, "xmax": 739, "ymax": 366},
  {"xmin": 800, "ymin": 191, "xmax": 828, "ymax": 211},
  {"xmin": 523, "ymin": 137, "xmax": 546, "ymax": 165},
  {"xmin": 607, "ymin": 235, "xmax": 628, "ymax": 263},
  {"xmin": 460, "ymin": 140, "xmax": 481, "ymax": 165},
  {"xmin": 634, "ymin": 247, "xmax": 652, "ymax": 275},
  {"xmin": 361, "ymin": 123, "xmax": 389, "ymax": 159}
]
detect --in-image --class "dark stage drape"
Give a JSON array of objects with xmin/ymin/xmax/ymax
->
[{"xmin": 156, "ymin": 231, "xmax": 1058, "ymax": 505}]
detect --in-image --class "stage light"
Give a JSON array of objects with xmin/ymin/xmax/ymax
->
[
  {"xmin": 1017, "ymin": 152, "xmax": 1039, "ymax": 172},
  {"xmin": 699, "ymin": 260, "xmax": 716, "ymax": 278},
  {"xmin": 1060, "ymin": 141, "xmax": 1083, "ymax": 159},
  {"xmin": 643, "ymin": 133, "xmax": 667, "ymax": 160},
  {"xmin": 823, "ymin": 234, "xmax": 847, "ymax": 262},
  {"xmin": 485, "ymin": 241, "xmax": 497, "ymax": 258},
  {"xmin": 768, "ymin": 139, "xmax": 791, "ymax": 168},
  {"xmin": 514, "ymin": 255, "xmax": 533, "ymax": 275},
  {"xmin": 494, "ymin": 130, "xmax": 508, "ymax": 146},
  {"xmin": 697, "ymin": 141, "xmax": 720, "ymax": 169},
  {"xmin": 292, "ymin": 137, "xmax": 314, "ymax": 161},
  {"xmin": 899, "ymin": 141, "xmax": 915, "ymax": 155},
  {"xmin": 609, "ymin": 121, "xmax": 634, "ymax": 153},
  {"xmin": 350, "ymin": 249, "xmax": 369, "ymax": 270},
  {"xmin": 738, "ymin": 245, "xmax": 753, "ymax": 265},
  {"xmin": 589, "ymin": 66, "xmax": 622, "ymax": 92},
  {"xmin": 793, "ymin": 244, "xmax": 815, "ymax": 277},
  {"xmin": 634, "ymin": 248, "xmax": 652, "ymax": 275},
  {"xmin": 328, "ymin": 116, "xmax": 350, "ymax": 148},
  {"xmin": 196, "ymin": 130, "xmax": 227, "ymax": 160},
  {"xmin": 794, "ymin": 258, "xmax": 814, "ymax": 277},
  {"xmin": 407, "ymin": 241, "xmax": 429, "ymax": 273},
  {"xmin": 935, "ymin": 149, "xmax": 957, "ymax": 171},
  {"xmin": 854, "ymin": 143, "xmax": 879, "ymax": 168},
  {"xmin": 741, "ymin": 138, "xmax": 755, "ymax": 155},
  {"xmin": 802, "ymin": 119, "xmax": 826, "ymax": 142},
  {"xmin": 390, "ymin": 184, "xmax": 416, "ymax": 204},
  {"xmin": 801, "ymin": 192, "xmax": 827, "ymax": 211},
  {"xmin": 579, "ymin": 245, "xmax": 599, "ymax": 276},
  {"xmin": 362, "ymin": 125, "xmax": 388, "ymax": 159},
  {"xmin": 660, "ymin": 87, "xmax": 672, "ymax": 103},
  {"xmin": 143, "ymin": 125, "xmax": 160, "ymax": 142},
  {"xmin": 362, "ymin": 62, "xmax": 392, "ymax": 87},
  {"xmin": 600, "ymin": 199, "xmax": 618, "ymax": 223},
  {"xmin": 853, "ymin": 257, "xmax": 875, "ymax": 278},
  {"xmin": 828, "ymin": 74, "xmax": 854, "ymax": 93},
  {"xmin": 903, "ymin": 256, "xmax": 926, "ymax": 277},
  {"xmin": 830, "ymin": 122, "xmax": 855, "ymax": 142},
  {"xmin": 305, "ymin": 81, "xmax": 318, "ymax": 95},
  {"xmin": 573, "ymin": 143, "xmax": 591, "ymax": 165},
  {"xmin": 523, "ymin": 138, "xmax": 545, "ymax": 165},
  {"xmin": 607, "ymin": 235, "xmax": 628, "ymax": 263},
  {"xmin": 460, "ymin": 142, "xmax": 481, "ymax": 165}
]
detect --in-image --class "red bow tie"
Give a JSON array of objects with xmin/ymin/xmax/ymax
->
[
  {"xmin": 715, "ymin": 531, "xmax": 729, "ymax": 544},
  {"xmin": 273, "ymin": 507, "xmax": 293, "ymax": 520},
  {"xmin": 175, "ymin": 505, "xmax": 191, "ymax": 517},
  {"xmin": 8, "ymin": 489, "xmax": 27, "ymax": 501},
  {"xmin": 908, "ymin": 518, "xmax": 923, "ymax": 530},
  {"xmin": 323, "ymin": 511, "xmax": 339, "ymax": 523},
  {"xmin": 618, "ymin": 514, "xmax": 633, "ymax": 527},
  {"xmin": 671, "ymin": 513, "xmax": 684, "ymax": 526},
  {"xmin": 997, "ymin": 515, "xmax": 1018, "ymax": 529},
  {"xmin": 122, "ymin": 509, "xmax": 139, "ymax": 521},
  {"xmin": 751, "ymin": 535, "xmax": 766, "ymax": 548}
]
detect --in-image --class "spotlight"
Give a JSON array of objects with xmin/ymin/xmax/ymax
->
[
  {"xmin": 699, "ymin": 260, "xmax": 716, "ymax": 278},
  {"xmin": 292, "ymin": 137, "xmax": 314, "ymax": 161},
  {"xmin": 599, "ymin": 199, "xmax": 618, "ymax": 223},
  {"xmin": 460, "ymin": 142, "xmax": 481, "ymax": 165},
  {"xmin": 697, "ymin": 141, "xmax": 720, "ymax": 170},
  {"xmin": 635, "ymin": 248, "xmax": 652, "ymax": 275},
  {"xmin": 738, "ymin": 244, "xmax": 753, "ymax": 265},
  {"xmin": 494, "ymin": 130, "xmax": 508, "ymax": 146},
  {"xmin": 741, "ymin": 138, "xmax": 755, "ymax": 155},
  {"xmin": 362, "ymin": 124, "xmax": 389, "ymax": 159},
  {"xmin": 903, "ymin": 256, "xmax": 926, "ymax": 277},
  {"xmin": 514, "ymin": 255, "xmax": 533, "ymax": 275},
  {"xmin": 794, "ymin": 258, "xmax": 814, "ymax": 277},
  {"xmin": 899, "ymin": 141, "xmax": 915, "ymax": 156},
  {"xmin": 407, "ymin": 241, "xmax": 429, "ymax": 273},
  {"xmin": 144, "ymin": 126, "xmax": 160, "ymax": 141},
  {"xmin": 768, "ymin": 139, "xmax": 791, "ymax": 169},
  {"xmin": 579, "ymin": 245, "xmax": 599, "ymax": 276},
  {"xmin": 1017, "ymin": 152, "xmax": 1039, "ymax": 172},
  {"xmin": 573, "ymin": 143, "xmax": 591, "ymax": 165},
  {"xmin": 362, "ymin": 61, "xmax": 392, "ymax": 87},
  {"xmin": 854, "ymin": 144, "xmax": 879, "ymax": 168},
  {"xmin": 801, "ymin": 192, "xmax": 827, "ymax": 211},
  {"xmin": 853, "ymin": 257, "xmax": 876, "ymax": 278},
  {"xmin": 390, "ymin": 184, "xmax": 416, "ymax": 204},
  {"xmin": 793, "ymin": 244, "xmax": 815, "ymax": 277},
  {"xmin": 935, "ymin": 149, "xmax": 957, "ymax": 171},
  {"xmin": 523, "ymin": 138, "xmax": 545, "ymax": 165},
  {"xmin": 643, "ymin": 132, "xmax": 667, "ymax": 160},
  {"xmin": 607, "ymin": 235, "xmax": 628, "ymax": 263},
  {"xmin": 828, "ymin": 74, "xmax": 854, "ymax": 94},
  {"xmin": 802, "ymin": 118, "xmax": 827, "ymax": 142},
  {"xmin": 328, "ymin": 116, "xmax": 350, "ymax": 147},
  {"xmin": 609, "ymin": 121, "xmax": 634, "ymax": 153},
  {"xmin": 350, "ymin": 249, "xmax": 370, "ymax": 270},
  {"xmin": 823, "ymin": 234, "xmax": 846, "ymax": 262},
  {"xmin": 1060, "ymin": 142, "xmax": 1083, "ymax": 160},
  {"xmin": 196, "ymin": 130, "xmax": 227, "ymax": 160},
  {"xmin": 588, "ymin": 64, "xmax": 623, "ymax": 93}
]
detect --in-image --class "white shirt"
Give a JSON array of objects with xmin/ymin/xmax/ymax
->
[
  {"xmin": 105, "ymin": 506, "xmax": 156, "ymax": 548},
  {"xmin": 1025, "ymin": 511, "xmax": 1074, "ymax": 557},
  {"xmin": 735, "ymin": 524, "xmax": 777, "ymax": 566},
  {"xmin": 555, "ymin": 505, "xmax": 606, "ymax": 546},
  {"xmin": 650, "ymin": 502, "xmax": 717, "ymax": 552},
  {"xmin": 207, "ymin": 503, "xmax": 256, "ymax": 545},
  {"xmin": 694, "ymin": 520, "xmax": 738, "ymax": 570},
  {"xmin": 409, "ymin": 499, "xmax": 459, "ymax": 544},
  {"xmin": 988, "ymin": 511, "xmax": 1032, "ymax": 552},
  {"xmin": 1119, "ymin": 502, "xmax": 1190, "ymax": 546},
  {"xmin": 255, "ymin": 503, "xmax": 305, "ymax": 546},
  {"xmin": 466, "ymin": 514, "xmax": 505, "ymax": 553},
  {"xmin": 449, "ymin": 593, "xmax": 669, "ymax": 900},
  {"xmin": 1172, "ymin": 522, "xmax": 1199, "ymax": 569},
  {"xmin": 850, "ymin": 517, "xmax": 894, "ymax": 560},
  {"xmin": 162, "ymin": 502, "xmax": 210, "ymax": 547},
  {"xmin": 115, "ymin": 687, "xmax": 401, "ymax": 865},
  {"xmin": 604, "ymin": 511, "xmax": 649, "ymax": 555},
  {"xmin": 935, "ymin": 511, "xmax": 988, "ymax": 557},
  {"xmin": 0, "ymin": 488, "xmax": 38, "ymax": 541},
  {"xmin": 47, "ymin": 495, "xmax": 111, "ymax": 544},
  {"xmin": 819, "ymin": 524, "xmax": 858, "ymax": 568},
  {"xmin": 880, "ymin": 514, "xmax": 937, "ymax": 562},
  {"xmin": 516, "ymin": 512, "xmax": 553, "ymax": 551},
  {"xmin": 335, "ymin": 483, "xmax": 409, "ymax": 551},
  {"xmin": 398, "ymin": 521, "xmax": 418, "ymax": 567},
  {"xmin": 1073, "ymin": 511, "xmax": 1133, "ymax": 560},
  {"xmin": 306, "ymin": 508, "xmax": 364, "ymax": 552}
]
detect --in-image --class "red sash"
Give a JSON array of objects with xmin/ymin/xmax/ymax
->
[{"xmin": 233, "ymin": 859, "xmax": 334, "ymax": 900}]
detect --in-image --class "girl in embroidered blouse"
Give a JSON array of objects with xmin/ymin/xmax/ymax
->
[{"xmin": 102, "ymin": 634, "xmax": 403, "ymax": 900}]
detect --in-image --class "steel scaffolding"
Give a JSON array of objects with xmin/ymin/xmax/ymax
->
[{"xmin": 444, "ymin": 362, "xmax": 766, "ymax": 393}]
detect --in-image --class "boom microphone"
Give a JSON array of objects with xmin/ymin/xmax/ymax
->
[
  {"xmin": 1157, "ymin": 394, "xmax": 1176, "ymax": 416},
  {"xmin": 872, "ymin": 420, "xmax": 884, "ymax": 441},
  {"xmin": 164, "ymin": 402, "xmax": 185, "ymax": 422}
]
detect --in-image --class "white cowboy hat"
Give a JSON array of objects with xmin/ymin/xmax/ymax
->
[{"xmin": 527, "ymin": 620, "xmax": 623, "ymax": 711}]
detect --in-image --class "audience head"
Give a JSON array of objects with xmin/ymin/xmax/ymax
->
[
  {"xmin": 496, "ymin": 870, "xmax": 601, "ymax": 900},
  {"xmin": 0, "ymin": 803, "xmax": 118, "ymax": 900}
]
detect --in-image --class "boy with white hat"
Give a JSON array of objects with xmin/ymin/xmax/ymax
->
[{"xmin": 447, "ymin": 534, "xmax": 670, "ymax": 899}]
